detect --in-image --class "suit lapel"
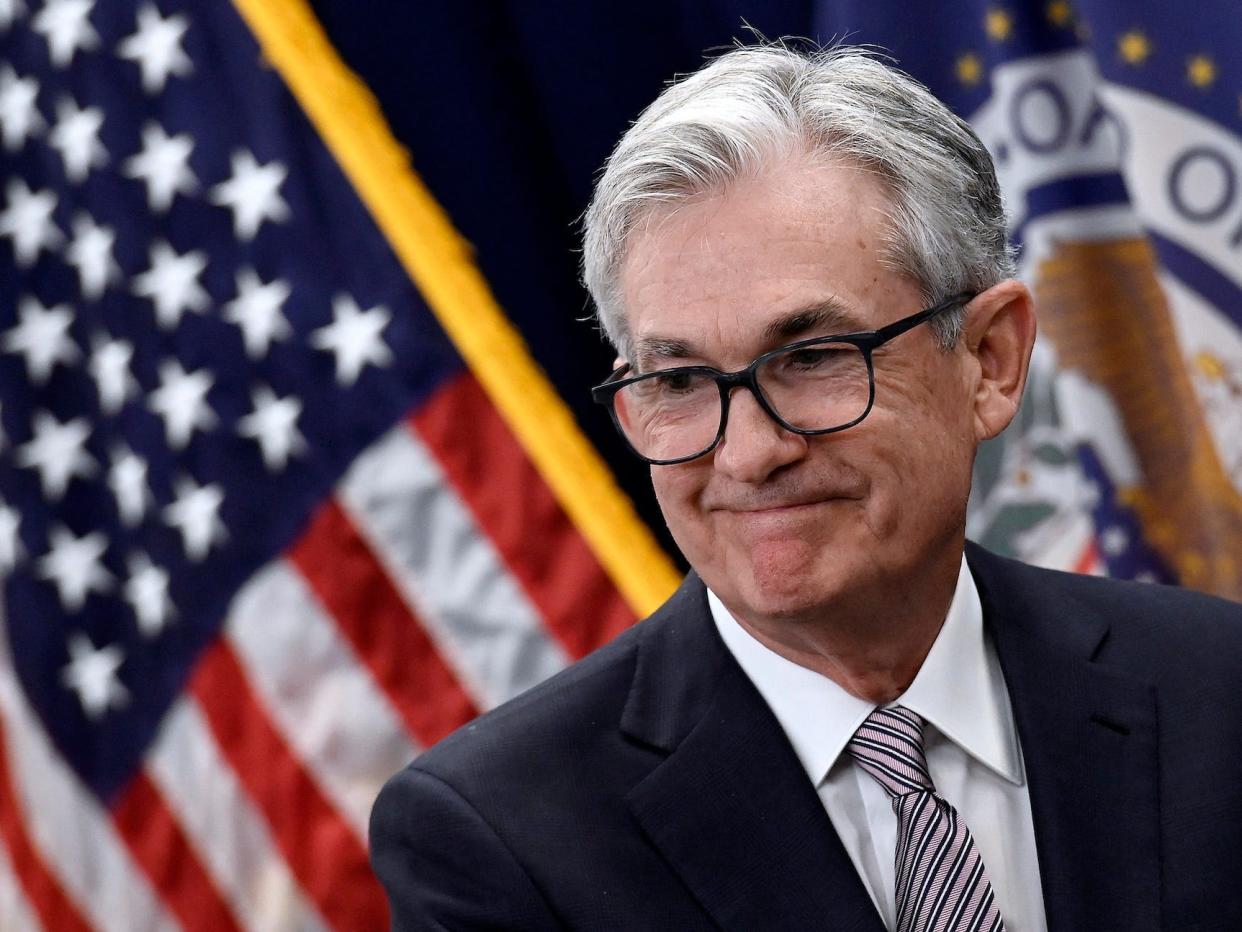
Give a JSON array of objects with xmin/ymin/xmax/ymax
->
[
  {"xmin": 621, "ymin": 576, "xmax": 885, "ymax": 932},
  {"xmin": 969, "ymin": 544, "xmax": 1162, "ymax": 931}
]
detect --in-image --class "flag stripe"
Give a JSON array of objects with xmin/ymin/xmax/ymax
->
[
  {"xmin": 226, "ymin": 560, "xmax": 421, "ymax": 837},
  {"xmin": 0, "ymin": 833, "xmax": 42, "ymax": 932},
  {"xmin": 338, "ymin": 423, "xmax": 570, "ymax": 709},
  {"xmin": 146, "ymin": 700, "xmax": 329, "ymax": 932},
  {"xmin": 0, "ymin": 641, "xmax": 177, "ymax": 932},
  {"xmin": 231, "ymin": 0, "xmax": 681, "ymax": 618},
  {"xmin": 412, "ymin": 372, "xmax": 636, "ymax": 659},
  {"xmin": 0, "ymin": 714, "xmax": 92, "ymax": 932},
  {"xmin": 110, "ymin": 772, "xmax": 245, "ymax": 932},
  {"xmin": 188, "ymin": 639, "xmax": 388, "ymax": 932},
  {"xmin": 288, "ymin": 498, "xmax": 478, "ymax": 748}
]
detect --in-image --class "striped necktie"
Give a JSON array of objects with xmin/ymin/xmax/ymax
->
[{"xmin": 847, "ymin": 705, "xmax": 1006, "ymax": 932}]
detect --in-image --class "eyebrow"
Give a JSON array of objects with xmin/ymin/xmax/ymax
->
[
  {"xmin": 630, "ymin": 299, "xmax": 869, "ymax": 371},
  {"xmin": 631, "ymin": 337, "xmax": 696, "ymax": 372},
  {"xmin": 761, "ymin": 299, "xmax": 868, "ymax": 343}
]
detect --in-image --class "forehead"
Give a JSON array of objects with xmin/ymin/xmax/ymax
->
[{"xmin": 618, "ymin": 155, "xmax": 915, "ymax": 366}]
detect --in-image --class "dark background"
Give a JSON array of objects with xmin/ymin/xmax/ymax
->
[{"xmin": 305, "ymin": 2, "xmax": 823, "ymax": 566}]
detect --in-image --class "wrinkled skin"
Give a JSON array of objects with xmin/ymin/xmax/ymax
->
[{"xmin": 618, "ymin": 153, "xmax": 1036, "ymax": 700}]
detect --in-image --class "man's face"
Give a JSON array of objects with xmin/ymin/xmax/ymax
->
[{"xmin": 618, "ymin": 155, "xmax": 981, "ymax": 625}]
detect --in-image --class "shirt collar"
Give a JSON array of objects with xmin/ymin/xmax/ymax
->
[{"xmin": 708, "ymin": 555, "xmax": 1024, "ymax": 787}]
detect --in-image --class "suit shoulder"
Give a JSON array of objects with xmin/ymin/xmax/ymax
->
[
  {"xmin": 406, "ymin": 618, "xmax": 645, "ymax": 785},
  {"xmin": 974, "ymin": 545, "xmax": 1242, "ymax": 669}
]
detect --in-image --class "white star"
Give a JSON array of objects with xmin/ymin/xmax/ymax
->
[
  {"xmin": 0, "ymin": 499, "xmax": 22, "ymax": 573},
  {"xmin": 88, "ymin": 332, "xmax": 137, "ymax": 414},
  {"xmin": 124, "ymin": 551, "xmax": 173, "ymax": 636},
  {"xmin": 131, "ymin": 240, "xmax": 208, "ymax": 329},
  {"xmin": 311, "ymin": 294, "xmax": 393, "ymax": 386},
  {"xmin": 32, "ymin": 0, "xmax": 99, "ymax": 69},
  {"xmin": 210, "ymin": 149, "xmax": 290, "ymax": 240},
  {"xmin": 148, "ymin": 359, "xmax": 216, "ymax": 449},
  {"xmin": 117, "ymin": 3, "xmax": 191, "ymax": 94},
  {"xmin": 65, "ymin": 212, "xmax": 120, "ymax": 299},
  {"xmin": 48, "ymin": 96, "xmax": 106, "ymax": 182},
  {"xmin": 15, "ymin": 411, "xmax": 95, "ymax": 500},
  {"xmin": 123, "ymin": 122, "xmax": 196, "ymax": 212},
  {"xmin": 163, "ymin": 475, "xmax": 225, "ymax": 561},
  {"xmin": 0, "ymin": 178, "xmax": 63, "ymax": 267},
  {"xmin": 1101, "ymin": 525, "xmax": 1129, "ymax": 556},
  {"xmin": 60, "ymin": 633, "xmax": 127, "ymax": 719},
  {"xmin": 224, "ymin": 268, "xmax": 291, "ymax": 358},
  {"xmin": 2, "ymin": 295, "xmax": 79, "ymax": 384},
  {"xmin": 37, "ymin": 526, "xmax": 110, "ymax": 611},
  {"xmin": 0, "ymin": 66, "xmax": 43, "ymax": 151},
  {"xmin": 237, "ymin": 385, "xmax": 305, "ymax": 472},
  {"xmin": 0, "ymin": 0, "xmax": 26, "ymax": 32},
  {"xmin": 107, "ymin": 445, "xmax": 149, "ymax": 527}
]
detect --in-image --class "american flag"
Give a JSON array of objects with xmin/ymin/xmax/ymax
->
[{"xmin": 0, "ymin": 1, "xmax": 677, "ymax": 929}]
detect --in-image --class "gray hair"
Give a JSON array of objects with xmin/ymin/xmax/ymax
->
[{"xmin": 581, "ymin": 42, "xmax": 1015, "ymax": 356}]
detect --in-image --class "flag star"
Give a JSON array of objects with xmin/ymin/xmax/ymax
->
[
  {"xmin": 311, "ymin": 295, "xmax": 393, "ymax": 386},
  {"xmin": 48, "ymin": 96, "xmax": 106, "ymax": 182},
  {"xmin": 224, "ymin": 268, "xmax": 291, "ymax": 358},
  {"xmin": 210, "ymin": 150, "xmax": 290, "ymax": 240},
  {"xmin": 37, "ymin": 526, "xmax": 110, "ymax": 612},
  {"xmin": 163, "ymin": 475, "xmax": 226, "ymax": 561},
  {"xmin": 0, "ymin": 0, "xmax": 26, "ymax": 32},
  {"xmin": 16, "ymin": 411, "xmax": 96, "ymax": 500},
  {"xmin": 107, "ymin": 445, "xmax": 149, "ymax": 527},
  {"xmin": 88, "ymin": 333, "xmax": 138, "ymax": 414},
  {"xmin": 60, "ymin": 633, "xmax": 127, "ymax": 719},
  {"xmin": 2, "ymin": 295, "xmax": 79, "ymax": 384},
  {"xmin": 0, "ymin": 66, "xmax": 44, "ymax": 151},
  {"xmin": 238, "ymin": 385, "xmax": 305, "ymax": 472},
  {"xmin": 32, "ymin": 0, "xmax": 99, "ymax": 69},
  {"xmin": 148, "ymin": 359, "xmax": 217, "ymax": 449},
  {"xmin": 66, "ymin": 212, "xmax": 120, "ymax": 299},
  {"xmin": 0, "ymin": 499, "xmax": 22, "ymax": 573},
  {"xmin": 117, "ymin": 3, "xmax": 192, "ymax": 94},
  {"xmin": 131, "ymin": 240, "xmax": 209, "ymax": 329},
  {"xmin": 1101, "ymin": 525, "xmax": 1129, "ymax": 556},
  {"xmin": 123, "ymin": 122, "xmax": 196, "ymax": 212},
  {"xmin": 0, "ymin": 178, "xmax": 63, "ymax": 267},
  {"xmin": 124, "ymin": 551, "xmax": 173, "ymax": 636}
]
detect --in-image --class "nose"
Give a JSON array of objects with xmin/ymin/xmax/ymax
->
[{"xmin": 712, "ymin": 388, "xmax": 807, "ymax": 483}]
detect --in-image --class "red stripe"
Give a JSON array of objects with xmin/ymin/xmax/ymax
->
[
  {"xmin": 412, "ymin": 371, "xmax": 636, "ymax": 660},
  {"xmin": 288, "ymin": 499, "xmax": 479, "ymax": 746},
  {"xmin": 1075, "ymin": 539, "xmax": 1100, "ymax": 575},
  {"xmin": 111, "ymin": 771, "xmax": 243, "ymax": 932},
  {"xmin": 188, "ymin": 639, "xmax": 388, "ymax": 932},
  {"xmin": 0, "ymin": 714, "xmax": 93, "ymax": 932}
]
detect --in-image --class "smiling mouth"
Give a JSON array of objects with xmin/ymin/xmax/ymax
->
[{"xmin": 723, "ymin": 496, "xmax": 854, "ymax": 515}]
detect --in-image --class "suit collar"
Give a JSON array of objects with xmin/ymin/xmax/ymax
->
[
  {"xmin": 967, "ymin": 543, "xmax": 1162, "ymax": 932},
  {"xmin": 621, "ymin": 573, "xmax": 885, "ymax": 931},
  {"xmin": 621, "ymin": 550, "xmax": 1165, "ymax": 931}
]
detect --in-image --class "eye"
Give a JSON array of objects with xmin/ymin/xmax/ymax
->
[
  {"xmin": 785, "ymin": 346, "xmax": 843, "ymax": 370},
  {"xmin": 652, "ymin": 370, "xmax": 700, "ymax": 394}
]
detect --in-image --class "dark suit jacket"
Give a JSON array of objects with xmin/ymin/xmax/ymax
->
[{"xmin": 370, "ymin": 543, "xmax": 1242, "ymax": 930}]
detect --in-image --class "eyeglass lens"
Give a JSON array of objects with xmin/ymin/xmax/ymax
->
[{"xmin": 612, "ymin": 341, "xmax": 870, "ymax": 462}]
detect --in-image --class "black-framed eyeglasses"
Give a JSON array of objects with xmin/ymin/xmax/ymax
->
[{"xmin": 591, "ymin": 292, "xmax": 975, "ymax": 465}]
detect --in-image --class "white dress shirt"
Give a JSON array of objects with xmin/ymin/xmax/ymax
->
[{"xmin": 708, "ymin": 556, "xmax": 1048, "ymax": 932}]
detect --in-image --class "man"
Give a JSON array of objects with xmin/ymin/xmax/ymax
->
[{"xmin": 370, "ymin": 43, "xmax": 1242, "ymax": 931}]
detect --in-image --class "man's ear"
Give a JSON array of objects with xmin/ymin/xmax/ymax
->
[{"xmin": 963, "ymin": 280, "xmax": 1037, "ymax": 442}]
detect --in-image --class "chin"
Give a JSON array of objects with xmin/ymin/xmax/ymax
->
[{"xmin": 720, "ymin": 539, "xmax": 849, "ymax": 622}]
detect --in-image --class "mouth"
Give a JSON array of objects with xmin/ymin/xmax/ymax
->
[{"xmin": 717, "ymin": 495, "xmax": 856, "ymax": 516}]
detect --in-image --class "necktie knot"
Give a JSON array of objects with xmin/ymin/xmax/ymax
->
[{"xmin": 846, "ymin": 705, "xmax": 933, "ymax": 798}]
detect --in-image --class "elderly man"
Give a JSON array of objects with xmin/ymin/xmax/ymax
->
[{"xmin": 370, "ymin": 44, "xmax": 1242, "ymax": 931}]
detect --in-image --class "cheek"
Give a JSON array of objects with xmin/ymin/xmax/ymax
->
[{"xmin": 650, "ymin": 466, "xmax": 708, "ymax": 543}]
